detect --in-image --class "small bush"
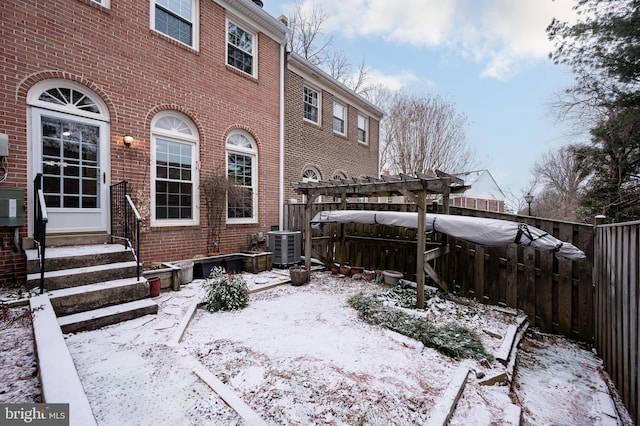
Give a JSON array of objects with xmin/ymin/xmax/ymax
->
[
  {"xmin": 202, "ymin": 267, "xmax": 249, "ymax": 312},
  {"xmin": 380, "ymin": 286, "xmax": 445, "ymax": 309},
  {"xmin": 348, "ymin": 293, "xmax": 490, "ymax": 360}
]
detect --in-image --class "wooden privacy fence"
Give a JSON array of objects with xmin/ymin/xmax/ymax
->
[
  {"xmin": 284, "ymin": 202, "xmax": 594, "ymax": 342},
  {"xmin": 594, "ymin": 220, "xmax": 640, "ymax": 425},
  {"xmin": 441, "ymin": 207, "xmax": 593, "ymax": 342}
]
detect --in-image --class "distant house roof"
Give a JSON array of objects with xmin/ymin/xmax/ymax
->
[
  {"xmin": 287, "ymin": 52, "xmax": 385, "ymax": 119},
  {"xmin": 453, "ymin": 170, "xmax": 506, "ymax": 201}
]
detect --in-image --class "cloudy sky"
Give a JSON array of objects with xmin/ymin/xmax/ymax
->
[{"xmin": 263, "ymin": 0, "xmax": 584, "ymax": 209}]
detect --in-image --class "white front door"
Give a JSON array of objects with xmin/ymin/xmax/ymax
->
[{"xmin": 32, "ymin": 108, "xmax": 109, "ymax": 233}]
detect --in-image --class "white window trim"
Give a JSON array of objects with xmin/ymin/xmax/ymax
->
[
  {"xmin": 150, "ymin": 112, "xmax": 200, "ymax": 227},
  {"xmin": 333, "ymin": 101, "xmax": 347, "ymax": 136},
  {"xmin": 303, "ymin": 84, "xmax": 321, "ymax": 125},
  {"xmin": 150, "ymin": 0, "xmax": 200, "ymax": 50},
  {"xmin": 357, "ymin": 113, "xmax": 369, "ymax": 145},
  {"xmin": 226, "ymin": 131, "xmax": 258, "ymax": 224},
  {"xmin": 226, "ymin": 18, "xmax": 258, "ymax": 78},
  {"xmin": 27, "ymin": 79, "xmax": 110, "ymax": 121},
  {"xmin": 92, "ymin": 0, "xmax": 110, "ymax": 7},
  {"xmin": 302, "ymin": 167, "xmax": 320, "ymax": 183}
]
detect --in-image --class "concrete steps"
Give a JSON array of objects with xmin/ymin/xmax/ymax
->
[
  {"xmin": 48, "ymin": 277, "xmax": 150, "ymax": 315},
  {"xmin": 27, "ymin": 260, "xmax": 140, "ymax": 290},
  {"xmin": 25, "ymin": 241, "xmax": 157, "ymax": 333},
  {"xmin": 26, "ymin": 243, "xmax": 135, "ymax": 273},
  {"xmin": 58, "ymin": 299, "xmax": 158, "ymax": 334}
]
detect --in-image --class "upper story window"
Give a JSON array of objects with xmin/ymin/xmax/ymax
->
[
  {"xmin": 153, "ymin": 0, "xmax": 198, "ymax": 48},
  {"xmin": 227, "ymin": 131, "xmax": 258, "ymax": 223},
  {"xmin": 227, "ymin": 20, "xmax": 255, "ymax": 76},
  {"xmin": 333, "ymin": 102, "xmax": 346, "ymax": 135},
  {"xmin": 151, "ymin": 112, "xmax": 199, "ymax": 226},
  {"xmin": 358, "ymin": 114, "xmax": 368, "ymax": 144},
  {"xmin": 303, "ymin": 86, "xmax": 320, "ymax": 124},
  {"xmin": 91, "ymin": 0, "xmax": 110, "ymax": 7}
]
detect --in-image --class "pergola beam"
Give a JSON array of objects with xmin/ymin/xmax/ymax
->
[{"xmin": 295, "ymin": 171, "xmax": 467, "ymax": 309}]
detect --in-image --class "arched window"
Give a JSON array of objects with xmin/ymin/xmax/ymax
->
[
  {"xmin": 331, "ymin": 172, "xmax": 346, "ymax": 201},
  {"xmin": 151, "ymin": 111, "xmax": 199, "ymax": 226},
  {"xmin": 332, "ymin": 171, "xmax": 346, "ymax": 180},
  {"xmin": 28, "ymin": 80, "xmax": 109, "ymax": 120},
  {"xmin": 302, "ymin": 167, "xmax": 320, "ymax": 183},
  {"xmin": 226, "ymin": 131, "xmax": 257, "ymax": 223}
]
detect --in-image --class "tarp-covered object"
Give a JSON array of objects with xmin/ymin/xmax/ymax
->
[{"xmin": 312, "ymin": 210, "xmax": 586, "ymax": 260}]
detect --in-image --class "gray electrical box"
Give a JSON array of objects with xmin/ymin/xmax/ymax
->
[
  {"xmin": 0, "ymin": 189, "xmax": 25, "ymax": 227},
  {"xmin": 0, "ymin": 134, "xmax": 8, "ymax": 157}
]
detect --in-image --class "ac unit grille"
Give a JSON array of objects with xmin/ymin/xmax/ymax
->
[{"xmin": 268, "ymin": 231, "xmax": 301, "ymax": 267}]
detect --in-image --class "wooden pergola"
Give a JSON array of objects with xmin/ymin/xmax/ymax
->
[{"xmin": 292, "ymin": 171, "xmax": 469, "ymax": 308}]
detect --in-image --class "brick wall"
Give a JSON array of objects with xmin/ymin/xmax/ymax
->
[
  {"xmin": 0, "ymin": 0, "xmax": 283, "ymax": 287},
  {"xmin": 283, "ymin": 69, "xmax": 380, "ymax": 201}
]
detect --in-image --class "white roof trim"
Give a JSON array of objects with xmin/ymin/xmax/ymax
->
[
  {"xmin": 213, "ymin": 0, "xmax": 289, "ymax": 43},
  {"xmin": 288, "ymin": 52, "xmax": 385, "ymax": 119}
]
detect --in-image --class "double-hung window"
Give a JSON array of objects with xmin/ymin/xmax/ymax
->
[
  {"xmin": 151, "ymin": 112, "xmax": 199, "ymax": 226},
  {"xmin": 227, "ymin": 132, "xmax": 257, "ymax": 223},
  {"xmin": 357, "ymin": 114, "xmax": 368, "ymax": 144},
  {"xmin": 153, "ymin": 0, "xmax": 197, "ymax": 48},
  {"xmin": 227, "ymin": 20, "xmax": 255, "ymax": 76},
  {"xmin": 303, "ymin": 86, "xmax": 320, "ymax": 124},
  {"xmin": 333, "ymin": 102, "xmax": 346, "ymax": 135}
]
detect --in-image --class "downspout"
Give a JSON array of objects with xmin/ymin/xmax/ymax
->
[{"xmin": 278, "ymin": 33, "xmax": 289, "ymax": 231}]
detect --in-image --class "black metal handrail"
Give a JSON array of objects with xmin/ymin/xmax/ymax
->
[
  {"xmin": 110, "ymin": 181, "xmax": 143, "ymax": 280},
  {"xmin": 33, "ymin": 173, "xmax": 48, "ymax": 294}
]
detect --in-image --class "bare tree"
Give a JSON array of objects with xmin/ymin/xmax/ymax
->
[
  {"xmin": 289, "ymin": 1, "xmax": 333, "ymax": 66},
  {"xmin": 286, "ymin": 1, "xmax": 371, "ymax": 94},
  {"xmin": 381, "ymin": 91, "xmax": 475, "ymax": 176},
  {"xmin": 529, "ymin": 146, "xmax": 590, "ymax": 222}
]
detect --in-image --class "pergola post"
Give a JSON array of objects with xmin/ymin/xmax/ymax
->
[
  {"xmin": 304, "ymin": 194, "xmax": 316, "ymax": 271},
  {"xmin": 416, "ymin": 190, "xmax": 427, "ymax": 309}
]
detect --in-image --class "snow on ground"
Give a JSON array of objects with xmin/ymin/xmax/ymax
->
[
  {"xmin": 0, "ymin": 270, "xmax": 632, "ymax": 425},
  {"xmin": 0, "ymin": 306, "xmax": 40, "ymax": 403}
]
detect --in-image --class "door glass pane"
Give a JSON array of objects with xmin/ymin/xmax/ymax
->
[{"xmin": 41, "ymin": 116, "xmax": 101, "ymax": 209}]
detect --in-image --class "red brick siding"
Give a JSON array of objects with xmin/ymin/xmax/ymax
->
[
  {"xmin": 284, "ymin": 69, "xmax": 380, "ymax": 201},
  {"xmin": 0, "ymin": 0, "xmax": 282, "ymax": 287}
]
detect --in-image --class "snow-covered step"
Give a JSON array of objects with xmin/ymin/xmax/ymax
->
[
  {"xmin": 48, "ymin": 277, "xmax": 150, "ymax": 315},
  {"xmin": 27, "ymin": 261, "xmax": 140, "ymax": 290},
  {"xmin": 26, "ymin": 243, "xmax": 134, "ymax": 273},
  {"xmin": 58, "ymin": 298, "xmax": 158, "ymax": 334}
]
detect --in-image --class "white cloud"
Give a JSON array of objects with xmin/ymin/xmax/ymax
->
[
  {"xmin": 365, "ymin": 68, "xmax": 422, "ymax": 92},
  {"xmin": 294, "ymin": 0, "xmax": 578, "ymax": 80}
]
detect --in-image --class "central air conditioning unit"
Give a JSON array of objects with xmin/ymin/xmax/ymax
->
[{"xmin": 267, "ymin": 230, "xmax": 301, "ymax": 267}]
